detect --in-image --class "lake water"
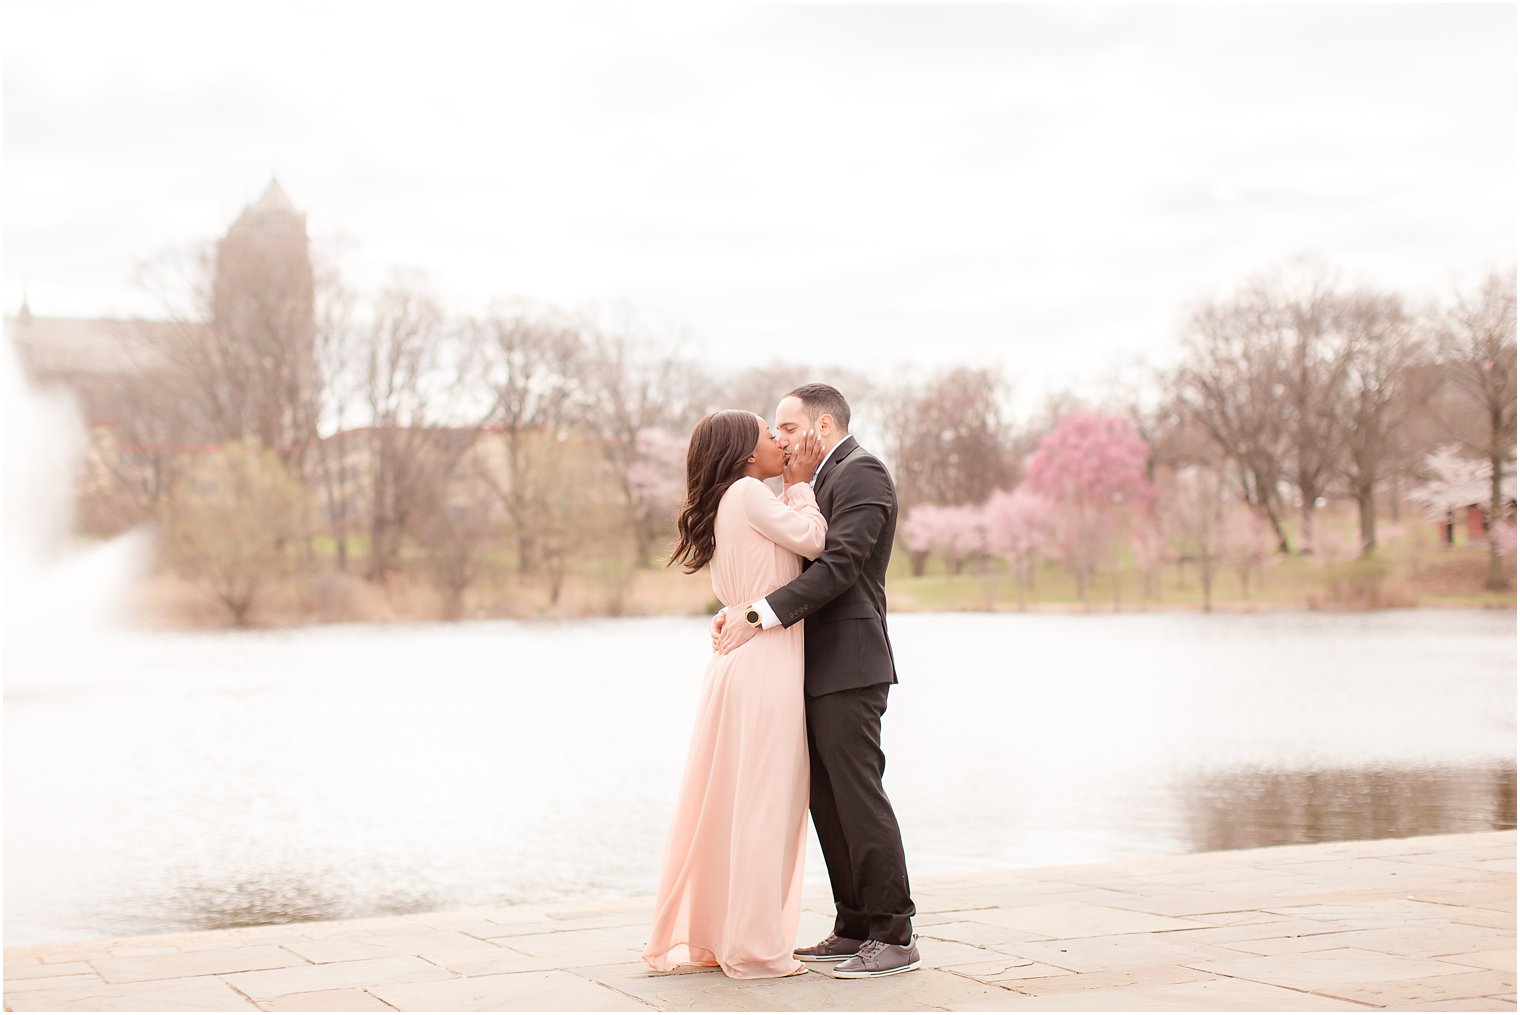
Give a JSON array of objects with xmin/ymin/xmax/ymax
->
[{"xmin": 4, "ymin": 609, "xmax": 1515, "ymax": 944}]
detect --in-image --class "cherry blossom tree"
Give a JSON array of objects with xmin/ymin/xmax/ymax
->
[
  {"xmin": 943, "ymin": 505, "xmax": 987, "ymax": 574},
  {"xmin": 1407, "ymin": 444, "xmax": 1513, "ymax": 546},
  {"xmin": 1023, "ymin": 411, "xmax": 1156, "ymax": 606},
  {"xmin": 899, "ymin": 504, "xmax": 941, "ymax": 577},
  {"xmin": 1128, "ymin": 518, "xmax": 1168, "ymax": 603},
  {"xmin": 1220, "ymin": 501, "xmax": 1277, "ymax": 599},
  {"xmin": 982, "ymin": 488, "xmax": 1052, "ymax": 607},
  {"xmin": 1161, "ymin": 465, "xmax": 1225, "ymax": 610},
  {"xmin": 899, "ymin": 503, "xmax": 985, "ymax": 576},
  {"xmin": 628, "ymin": 425, "xmax": 688, "ymax": 536}
]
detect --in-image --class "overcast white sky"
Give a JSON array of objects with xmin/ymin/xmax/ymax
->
[{"xmin": 3, "ymin": 2, "xmax": 1515, "ymax": 409}]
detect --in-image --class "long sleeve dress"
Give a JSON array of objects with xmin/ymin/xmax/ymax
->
[{"xmin": 642, "ymin": 477, "xmax": 827, "ymax": 979}]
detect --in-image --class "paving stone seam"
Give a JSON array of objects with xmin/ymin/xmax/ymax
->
[
  {"xmin": 214, "ymin": 974, "xmax": 264, "ymax": 1011},
  {"xmin": 363, "ymin": 986, "xmax": 402, "ymax": 1011},
  {"xmin": 567, "ymin": 968, "xmax": 672, "ymax": 1011},
  {"xmin": 1177, "ymin": 967, "xmax": 1386, "ymax": 1010},
  {"xmin": 1428, "ymin": 952, "xmax": 1518, "ymax": 973},
  {"xmin": 1381, "ymin": 892, "xmax": 1520, "ymax": 909},
  {"xmin": 1313, "ymin": 985, "xmax": 1516, "ymax": 1008},
  {"xmin": 935, "ymin": 955, "xmax": 1073, "ymax": 979},
  {"xmin": 938, "ymin": 965, "xmax": 1037, "ymax": 991}
]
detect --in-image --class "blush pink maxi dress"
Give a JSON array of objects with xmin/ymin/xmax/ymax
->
[{"xmin": 642, "ymin": 476, "xmax": 827, "ymax": 979}]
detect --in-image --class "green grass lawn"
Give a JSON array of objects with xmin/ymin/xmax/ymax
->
[{"xmin": 884, "ymin": 511, "xmax": 1515, "ymax": 612}]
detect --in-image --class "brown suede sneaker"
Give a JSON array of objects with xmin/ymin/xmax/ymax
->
[
  {"xmin": 793, "ymin": 934, "xmax": 867, "ymax": 962},
  {"xmin": 830, "ymin": 937, "xmax": 920, "ymax": 978}
]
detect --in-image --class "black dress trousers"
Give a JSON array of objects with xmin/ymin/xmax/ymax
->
[{"xmin": 805, "ymin": 680, "xmax": 915, "ymax": 945}]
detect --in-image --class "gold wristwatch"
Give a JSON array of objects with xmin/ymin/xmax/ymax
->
[{"xmin": 744, "ymin": 605, "xmax": 763, "ymax": 629}]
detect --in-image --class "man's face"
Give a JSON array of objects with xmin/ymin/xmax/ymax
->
[{"xmin": 773, "ymin": 395, "xmax": 814, "ymax": 452}]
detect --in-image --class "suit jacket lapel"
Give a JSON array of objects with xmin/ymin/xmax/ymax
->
[{"xmin": 814, "ymin": 435, "xmax": 858, "ymax": 494}]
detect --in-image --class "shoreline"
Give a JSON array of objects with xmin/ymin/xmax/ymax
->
[{"xmin": 122, "ymin": 589, "xmax": 1517, "ymax": 633}]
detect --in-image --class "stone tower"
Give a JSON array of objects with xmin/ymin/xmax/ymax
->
[{"xmin": 209, "ymin": 179, "xmax": 317, "ymax": 461}]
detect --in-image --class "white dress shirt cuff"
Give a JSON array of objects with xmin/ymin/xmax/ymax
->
[{"xmin": 755, "ymin": 597, "xmax": 783, "ymax": 630}]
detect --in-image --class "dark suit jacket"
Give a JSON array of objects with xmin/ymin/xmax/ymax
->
[{"xmin": 767, "ymin": 436, "xmax": 899, "ymax": 697}]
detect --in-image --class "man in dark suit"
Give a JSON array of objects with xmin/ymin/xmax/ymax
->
[{"xmin": 714, "ymin": 382, "xmax": 918, "ymax": 978}]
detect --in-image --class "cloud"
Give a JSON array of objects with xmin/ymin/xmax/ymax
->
[{"xmin": 2, "ymin": 2, "xmax": 1513, "ymax": 394}]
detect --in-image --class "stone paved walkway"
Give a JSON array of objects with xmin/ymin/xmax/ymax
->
[{"xmin": 5, "ymin": 831, "xmax": 1514, "ymax": 1012}]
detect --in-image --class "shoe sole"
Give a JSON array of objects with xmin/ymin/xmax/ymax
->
[
  {"xmin": 795, "ymin": 953, "xmax": 855, "ymax": 963},
  {"xmin": 830, "ymin": 960, "xmax": 921, "ymax": 979}
]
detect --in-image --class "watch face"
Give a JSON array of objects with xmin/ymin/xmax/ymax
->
[{"xmin": 745, "ymin": 609, "xmax": 761, "ymax": 626}]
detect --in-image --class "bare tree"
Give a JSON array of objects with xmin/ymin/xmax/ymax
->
[
  {"xmin": 474, "ymin": 303, "xmax": 586, "ymax": 575},
  {"xmin": 84, "ymin": 342, "xmax": 202, "ymax": 532},
  {"xmin": 310, "ymin": 256, "xmax": 361, "ymax": 571},
  {"xmin": 1174, "ymin": 297, "xmax": 1293, "ymax": 553},
  {"xmin": 134, "ymin": 229, "xmax": 318, "ymax": 480},
  {"xmin": 1437, "ymin": 271, "xmax": 1518, "ymax": 589},
  {"xmin": 1262, "ymin": 270, "xmax": 1350, "ymax": 556},
  {"xmin": 884, "ymin": 366, "xmax": 1015, "ymax": 511},
  {"xmin": 719, "ymin": 363, "xmax": 809, "ymax": 420},
  {"xmin": 1337, "ymin": 288, "xmax": 1419, "ymax": 555},
  {"xmin": 412, "ymin": 458, "xmax": 501, "ymax": 620},
  {"xmin": 358, "ymin": 277, "xmax": 484, "ymax": 581},
  {"xmin": 578, "ymin": 309, "xmax": 699, "ymax": 566},
  {"xmin": 132, "ymin": 232, "xmax": 318, "ymax": 481},
  {"xmin": 720, "ymin": 363, "xmax": 879, "ymax": 425}
]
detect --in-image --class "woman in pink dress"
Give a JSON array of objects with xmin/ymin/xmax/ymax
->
[{"xmin": 642, "ymin": 409, "xmax": 827, "ymax": 979}]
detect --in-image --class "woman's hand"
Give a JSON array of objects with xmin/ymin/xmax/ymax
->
[
  {"xmin": 782, "ymin": 429, "xmax": 826, "ymax": 488},
  {"xmin": 709, "ymin": 609, "xmax": 726, "ymax": 651},
  {"xmin": 716, "ymin": 611, "xmax": 761, "ymax": 655}
]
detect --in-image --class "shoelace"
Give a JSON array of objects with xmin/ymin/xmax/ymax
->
[{"xmin": 857, "ymin": 940, "xmax": 888, "ymax": 960}]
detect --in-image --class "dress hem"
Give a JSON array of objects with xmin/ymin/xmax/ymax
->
[{"xmin": 642, "ymin": 943, "xmax": 805, "ymax": 980}]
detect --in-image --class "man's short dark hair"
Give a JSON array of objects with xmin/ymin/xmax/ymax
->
[{"xmin": 787, "ymin": 382, "xmax": 851, "ymax": 433}]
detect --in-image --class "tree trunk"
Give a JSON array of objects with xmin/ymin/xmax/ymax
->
[
  {"xmin": 1299, "ymin": 500, "xmax": 1315, "ymax": 556},
  {"xmin": 224, "ymin": 592, "xmax": 254, "ymax": 627},
  {"xmin": 368, "ymin": 516, "xmax": 387, "ymax": 580},
  {"xmin": 1356, "ymin": 484, "xmax": 1377, "ymax": 557},
  {"xmin": 1263, "ymin": 502, "xmax": 1291, "ymax": 554},
  {"xmin": 516, "ymin": 529, "xmax": 537, "ymax": 575},
  {"xmin": 632, "ymin": 519, "xmax": 658, "ymax": 569},
  {"xmin": 1488, "ymin": 448, "xmax": 1508, "ymax": 590}
]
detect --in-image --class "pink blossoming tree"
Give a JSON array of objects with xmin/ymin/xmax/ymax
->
[
  {"xmin": 628, "ymin": 426, "xmax": 688, "ymax": 537},
  {"xmin": 1023, "ymin": 411, "xmax": 1156, "ymax": 607},
  {"xmin": 900, "ymin": 503, "xmax": 985, "ymax": 576},
  {"xmin": 982, "ymin": 488, "xmax": 1054, "ymax": 609}
]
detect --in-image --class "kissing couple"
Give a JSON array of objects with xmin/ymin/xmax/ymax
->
[{"xmin": 641, "ymin": 383, "xmax": 919, "ymax": 979}]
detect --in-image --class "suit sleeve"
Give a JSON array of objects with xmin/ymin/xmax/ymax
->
[
  {"xmin": 741, "ymin": 478, "xmax": 827, "ymax": 560},
  {"xmin": 766, "ymin": 457, "xmax": 893, "ymax": 628}
]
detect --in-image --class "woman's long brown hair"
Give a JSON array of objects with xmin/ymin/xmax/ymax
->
[{"xmin": 668, "ymin": 410, "xmax": 762, "ymax": 574}]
